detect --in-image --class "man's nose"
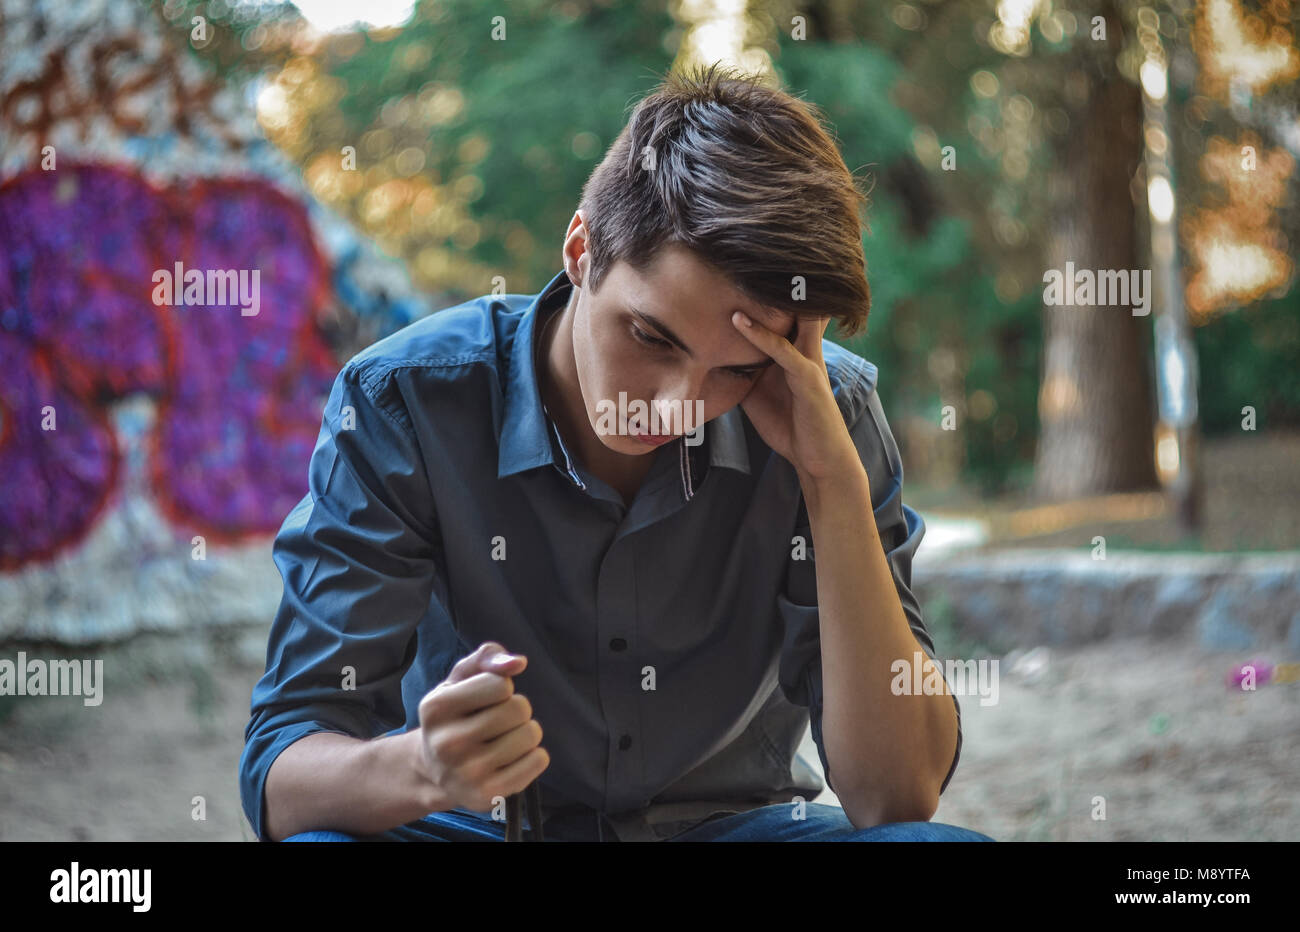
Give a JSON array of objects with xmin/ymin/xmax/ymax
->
[{"xmin": 652, "ymin": 373, "xmax": 707, "ymax": 432}]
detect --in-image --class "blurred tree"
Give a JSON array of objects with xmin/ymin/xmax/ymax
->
[{"xmin": 1031, "ymin": 0, "xmax": 1158, "ymax": 498}]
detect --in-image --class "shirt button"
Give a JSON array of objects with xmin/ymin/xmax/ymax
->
[
  {"xmin": 609, "ymin": 638, "xmax": 627, "ymax": 651},
  {"xmin": 618, "ymin": 734, "xmax": 632, "ymax": 750}
]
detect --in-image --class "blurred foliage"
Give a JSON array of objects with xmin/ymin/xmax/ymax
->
[
  {"xmin": 156, "ymin": 0, "xmax": 677, "ymax": 295},
  {"xmin": 154, "ymin": 0, "xmax": 1298, "ymax": 494},
  {"xmin": 1195, "ymin": 290, "xmax": 1300, "ymax": 432}
]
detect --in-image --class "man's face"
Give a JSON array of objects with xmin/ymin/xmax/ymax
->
[{"xmin": 570, "ymin": 242, "xmax": 796, "ymax": 455}]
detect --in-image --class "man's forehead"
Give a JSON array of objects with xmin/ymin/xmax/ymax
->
[{"xmin": 633, "ymin": 290, "xmax": 794, "ymax": 331}]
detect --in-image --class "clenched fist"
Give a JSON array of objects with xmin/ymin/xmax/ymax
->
[{"xmin": 414, "ymin": 641, "xmax": 550, "ymax": 813}]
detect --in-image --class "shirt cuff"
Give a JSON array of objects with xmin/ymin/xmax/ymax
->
[{"xmin": 239, "ymin": 708, "xmax": 372, "ymax": 842}]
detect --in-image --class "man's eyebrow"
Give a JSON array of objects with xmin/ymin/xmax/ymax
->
[{"xmin": 628, "ymin": 306, "xmax": 796, "ymax": 370}]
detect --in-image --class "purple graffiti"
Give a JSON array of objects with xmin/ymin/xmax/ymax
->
[{"xmin": 0, "ymin": 163, "xmax": 339, "ymax": 570}]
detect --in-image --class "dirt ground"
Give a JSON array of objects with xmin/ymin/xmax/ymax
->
[{"xmin": 1, "ymin": 630, "xmax": 1295, "ymax": 841}]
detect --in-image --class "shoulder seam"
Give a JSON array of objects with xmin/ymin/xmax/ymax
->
[
  {"xmin": 344, "ymin": 360, "xmax": 415, "ymax": 433},
  {"xmin": 355, "ymin": 351, "xmax": 497, "ymax": 387},
  {"xmin": 827, "ymin": 350, "xmax": 876, "ymax": 427},
  {"xmin": 351, "ymin": 352, "xmax": 497, "ymax": 430}
]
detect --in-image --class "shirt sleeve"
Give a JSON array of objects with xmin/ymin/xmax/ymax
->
[
  {"xmin": 776, "ymin": 363, "xmax": 962, "ymax": 801},
  {"xmin": 238, "ymin": 360, "xmax": 442, "ymax": 842}
]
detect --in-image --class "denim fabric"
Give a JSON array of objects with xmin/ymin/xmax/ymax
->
[{"xmin": 281, "ymin": 803, "xmax": 994, "ymax": 842}]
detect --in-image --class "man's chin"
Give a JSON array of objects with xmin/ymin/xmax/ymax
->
[{"xmin": 598, "ymin": 431, "xmax": 676, "ymax": 453}]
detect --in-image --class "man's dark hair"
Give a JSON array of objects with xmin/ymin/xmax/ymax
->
[{"xmin": 577, "ymin": 62, "xmax": 872, "ymax": 338}]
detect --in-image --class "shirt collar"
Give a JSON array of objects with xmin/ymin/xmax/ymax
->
[
  {"xmin": 498, "ymin": 269, "xmax": 573, "ymax": 480},
  {"xmin": 497, "ymin": 270, "xmax": 752, "ymax": 497}
]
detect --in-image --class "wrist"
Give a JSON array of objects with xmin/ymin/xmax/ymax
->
[
  {"xmin": 799, "ymin": 458, "xmax": 870, "ymax": 512},
  {"xmin": 400, "ymin": 728, "xmax": 448, "ymax": 813}
]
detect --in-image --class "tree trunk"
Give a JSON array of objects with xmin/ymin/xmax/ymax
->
[{"xmin": 1033, "ymin": 23, "xmax": 1159, "ymax": 500}]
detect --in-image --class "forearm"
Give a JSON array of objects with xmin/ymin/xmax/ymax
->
[
  {"xmin": 800, "ymin": 463, "xmax": 959, "ymax": 828},
  {"xmin": 263, "ymin": 729, "xmax": 447, "ymax": 841}
]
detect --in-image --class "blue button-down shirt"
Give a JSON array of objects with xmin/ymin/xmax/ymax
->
[{"xmin": 239, "ymin": 269, "xmax": 961, "ymax": 842}]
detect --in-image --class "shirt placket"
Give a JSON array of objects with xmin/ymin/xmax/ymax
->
[
  {"xmin": 595, "ymin": 534, "xmax": 643, "ymax": 812},
  {"xmin": 539, "ymin": 398, "xmax": 708, "ymax": 816}
]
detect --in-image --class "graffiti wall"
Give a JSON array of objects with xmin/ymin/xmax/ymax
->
[{"xmin": 0, "ymin": 0, "xmax": 428, "ymax": 643}]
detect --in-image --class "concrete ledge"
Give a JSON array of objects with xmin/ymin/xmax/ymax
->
[{"xmin": 914, "ymin": 549, "xmax": 1300, "ymax": 652}]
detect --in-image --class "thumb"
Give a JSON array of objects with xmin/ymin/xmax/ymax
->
[
  {"xmin": 445, "ymin": 642, "xmax": 526, "ymax": 684},
  {"xmin": 482, "ymin": 648, "xmax": 527, "ymax": 676}
]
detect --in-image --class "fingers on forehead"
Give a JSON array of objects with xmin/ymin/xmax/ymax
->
[{"xmin": 751, "ymin": 306, "xmax": 797, "ymax": 336}]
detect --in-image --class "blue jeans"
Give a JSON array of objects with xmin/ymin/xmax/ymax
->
[{"xmin": 282, "ymin": 803, "xmax": 995, "ymax": 842}]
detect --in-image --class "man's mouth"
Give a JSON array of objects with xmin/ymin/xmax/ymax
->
[{"xmin": 629, "ymin": 429, "xmax": 675, "ymax": 447}]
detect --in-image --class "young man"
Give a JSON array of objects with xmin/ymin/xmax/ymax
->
[{"xmin": 239, "ymin": 64, "xmax": 992, "ymax": 843}]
